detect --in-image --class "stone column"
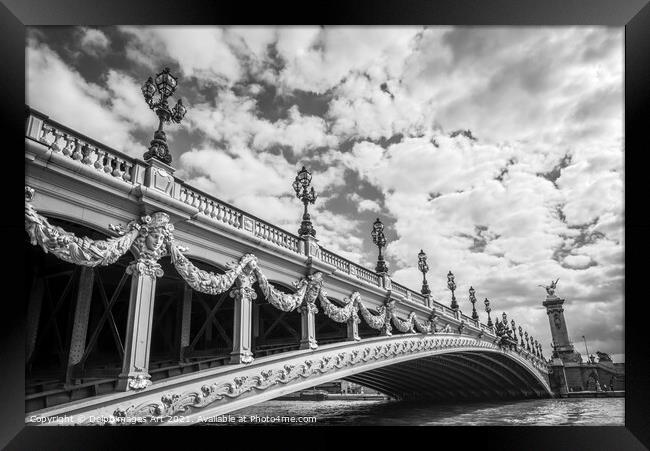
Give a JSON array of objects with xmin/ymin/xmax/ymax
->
[
  {"xmin": 229, "ymin": 274, "xmax": 256, "ymax": 364},
  {"xmin": 66, "ymin": 266, "xmax": 95, "ymax": 384},
  {"xmin": 116, "ymin": 211, "xmax": 172, "ymax": 391},
  {"xmin": 381, "ymin": 299, "xmax": 394, "ymax": 336},
  {"xmin": 176, "ymin": 284, "xmax": 193, "ymax": 362},
  {"xmin": 346, "ymin": 315, "xmax": 360, "ymax": 341},
  {"xmin": 299, "ymin": 302, "xmax": 318, "ymax": 350},
  {"xmin": 117, "ymin": 261, "xmax": 161, "ymax": 391}
]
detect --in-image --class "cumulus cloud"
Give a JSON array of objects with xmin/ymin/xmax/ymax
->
[
  {"xmin": 187, "ymin": 91, "xmax": 338, "ymax": 157},
  {"xmin": 78, "ymin": 27, "xmax": 111, "ymax": 56},
  {"xmin": 26, "ymin": 38, "xmax": 149, "ymax": 156},
  {"xmin": 120, "ymin": 26, "xmax": 243, "ymax": 85}
]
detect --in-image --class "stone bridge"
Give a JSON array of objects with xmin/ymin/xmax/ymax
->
[{"xmin": 24, "ymin": 107, "xmax": 551, "ymax": 425}]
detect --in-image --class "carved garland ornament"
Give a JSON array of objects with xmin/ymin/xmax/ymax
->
[
  {"xmin": 170, "ymin": 245, "xmax": 257, "ymax": 295},
  {"xmin": 94, "ymin": 335, "xmax": 492, "ymax": 424},
  {"xmin": 25, "ymin": 186, "xmax": 139, "ymax": 267}
]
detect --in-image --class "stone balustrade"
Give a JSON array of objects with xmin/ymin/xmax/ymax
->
[
  {"xmin": 27, "ymin": 110, "xmax": 139, "ymax": 184},
  {"xmin": 177, "ymin": 183, "xmax": 302, "ymax": 255},
  {"xmin": 319, "ymin": 247, "xmax": 383, "ymax": 287},
  {"xmin": 391, "ymin": 281, "xmax": 409, "ymax": 298}
]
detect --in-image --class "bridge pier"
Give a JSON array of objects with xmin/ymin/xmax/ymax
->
[
  {"xmin": 117, "ymin": 264, "xmax": 159, "ymax": 391},
  {"xmin": 230, "ymin": 274, "xmax": 255, "ymax": 364}
]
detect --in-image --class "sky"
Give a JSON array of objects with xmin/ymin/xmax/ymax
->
[{"xmin": 26, "ymin": 26, "xmax": 624, "ymax": 361}]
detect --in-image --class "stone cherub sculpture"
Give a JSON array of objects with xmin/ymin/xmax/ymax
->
[{"xmin": 539, "ymin": 278, "xmax": 559, "ymax": 297}]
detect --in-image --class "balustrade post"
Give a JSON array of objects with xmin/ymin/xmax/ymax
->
[
  {"xmin": 145, "ymin": 158, "xmax": 176, "ymax": 197},
  {"xmin": 229, "ymin": 273, "xmax": 256, "ymax": 364},
  {"xmin": 299, "ymin": 300, "xmax": 318, "ymax": 350},
  {"xmin": 382, "ymin": 274, "xmax": 392, "ymax": 291},
  {"xmin": 26, "ymin": 113, "xmax": 45, "ymax": 141},
  {"xmin": 66, "ymin": 266, "xmax": 95, "ymax": 384},
  {"xmin": 303, "ymin": 235, "xmax": 320, "ymax": 260}
]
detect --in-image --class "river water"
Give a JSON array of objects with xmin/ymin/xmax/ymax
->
[{"xmin": 212, "ymin": 398, "xmax": 624, "ymax": 426}]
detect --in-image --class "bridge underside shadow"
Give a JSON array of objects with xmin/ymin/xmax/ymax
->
[{"xmin": 344, "ymin": 351, "xmax": 549, "ymax": 402}]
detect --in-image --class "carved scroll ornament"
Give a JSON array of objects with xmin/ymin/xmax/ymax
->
[{"xmin": 25, "ymin": 186, "xmax": 139, "ymax": 267}]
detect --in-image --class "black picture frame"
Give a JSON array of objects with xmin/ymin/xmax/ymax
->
[{"xmin": 2, "ymin": 0, "xmax": 649, "ymax": 448}]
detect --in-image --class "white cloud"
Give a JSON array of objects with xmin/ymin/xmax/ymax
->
[
  {"xmin": 26, "ymin": 39, "xmax": 145, "ymax": 156},
  {"xmin": 275, "ymin": 27, "xmax": 420, "ymax": 94},
  {"xmin": 188, "ymin": 92, "xmax": 337, "ymax": 156},
  {"xmin": 563, "ymin": 254, "xmax": 593, "ymax": 268},
  {"xmin": 120, "ymin": 26, "xmax": 243, "ymax": 85},
  {"xmin": 78, "ymin": 27, "xmax": 111, "ymax": 56}
]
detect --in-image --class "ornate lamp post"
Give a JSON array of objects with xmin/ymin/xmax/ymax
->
[
  {"xmin": 484, "ymin": 297, "xmax": 493, "ymax": 329},
  {"xmin": 417, "ymin": 250, "xmax": 431, "ymax": 296},
  {"xmin": 447, "ymin": 271, "xmax": 458, "ymax": 310},
  {"xmin": 141, "ymin": 67, "xmax": 187, "ymax": 164},
  {"xmin": 292, "ymin": 166, "xmax": 318, "ymax": 237},
  {"xmin": 525, "ymin": 331, "xmax": 530, "ymax": 351},
  {"xmin": 469, "ymin": 286, "xmax": 478, "ymax": 320},
  {"xmin": 511, "ymin": 319, "xmax": 517, "ymax": 342},
  {"xmin": 371, "ymin": 218, "xmax": 388, "ymax": 274},
  {"xmin": 518, "ymin": 325, "xmax": 524, "ymax": 347}
]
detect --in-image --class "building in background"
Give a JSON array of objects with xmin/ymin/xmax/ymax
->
[{"xmin": 542, "ymin": 282, "xmax": 624, "ymax": 395}]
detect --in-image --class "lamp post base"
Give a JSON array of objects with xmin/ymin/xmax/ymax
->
[{"xmin": 144, "ymin": 130, "xmax": 172, "ymax": 164}]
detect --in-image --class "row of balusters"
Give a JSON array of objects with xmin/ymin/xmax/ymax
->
[
  {"xmin": 178, "ymin": 188, "xmax": 242, "ymax": 228},
  {"xmin": 320, "ymin": 249, "xmax": 348, "ymax": 272},
  {"xmin": 254, "ymin": 222, "xmax": 300, "ymax": 252},
  {"xmin": 354, "ymin": 266, "xmax": 381, "ymax": 285},
  {"xmin": 178, "ymin": 187, "xmax": 300, "ymax": 253},
  {"xmin": 40, "ymin": 125, "xmax": 134, "ymax": 182}
]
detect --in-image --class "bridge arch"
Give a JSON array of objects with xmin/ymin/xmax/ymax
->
[{"xmin": 28, "ymin": 334, "xmax": 551, "ymax": 424}]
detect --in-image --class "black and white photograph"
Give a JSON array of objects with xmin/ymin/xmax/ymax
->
[{"xmin": 21, "ymin": 23, "xmax": 629, "ymax": 429}]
